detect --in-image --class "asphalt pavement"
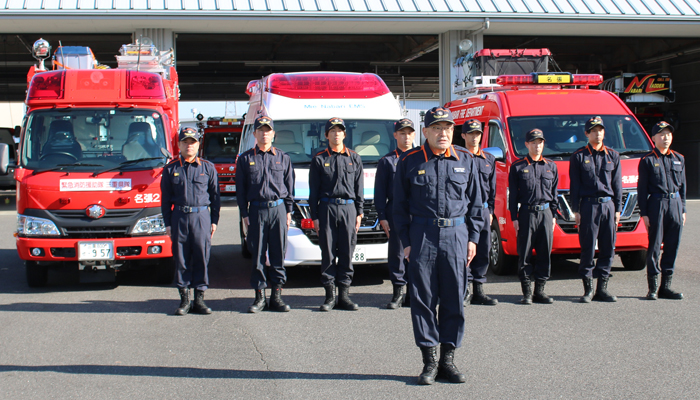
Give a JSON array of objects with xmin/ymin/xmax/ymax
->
[{"xmin": 1, "ymin": 193, "xmax": 699, "ymax": 399}]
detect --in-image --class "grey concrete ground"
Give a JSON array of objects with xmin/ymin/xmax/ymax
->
[{"xmin": 1, "ymin": 193, "xmax": 699, "ymax": 399}]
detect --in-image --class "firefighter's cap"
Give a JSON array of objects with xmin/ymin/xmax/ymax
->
[
  {"xmin": 526, "ymin": 128, "xmax": 545, "ymax": 142},
  {"xmin": 423, "ymin": 107, "xmax": 455, "ymax": 127},
  {"xmin": 585, "ymin": 116, "xmax": 606, "ymax": 132},
  {"xmin": 394, "ymin": 118, "xmax": 415, "ymax": 133},
  {"xmin": 325, "ymin": 117, "xmax": 346, "ymax": 133},
  {"xmin": 179, "ymin": 127, "xmax": 201, "ymax": 142},
  {"xmin": 651, "ymin": 121, "xmax": 674, "ymax": 136},
  {"xmin": 463, "ymin": 119, "xmax": 483, "ymax": 134},
  {"xmin": 254, "ymin": 116, "xmax": 274, "ymax": 131}
]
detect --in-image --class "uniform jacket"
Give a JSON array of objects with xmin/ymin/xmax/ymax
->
[
  {"xmin": 508, "ymin": 155, "xmax": 559, "ymax": 221},
  {"xmin": 374, "ymin": 148, "xmax": 407, "ymax": 221},
  {"xmin": 236, "ymin": 145, "xmax": 295, "ymax": 219},
  {"xmin": 161, "ymin": 156, "xmax": 221, "ymax": 226},
  {"xmin": 637, "ymin": 147, "xmax": 687, "ymax": 216},
  {"xmin": 569, "ymin": 143, "xmax": 622, "ymax": 213},
  {"xmin": 469, "ymin": 148, "xmax": 497, "ymax": 216},
  {"xmin": 308, "ymin": 146, "xmax": 364, "ymax": 220}
]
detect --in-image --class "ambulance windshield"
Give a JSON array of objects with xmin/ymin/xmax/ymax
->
[
  {"xmin": 508, "ymin": 115, "xmax": 653, "ymax": 158},
  {"xmin": 261, "ymin": 119, "xmax": 398, "ymax": 164},
  {"xmin": 21, "ymin": 108, "xmax": 169, "ymax": 171}
]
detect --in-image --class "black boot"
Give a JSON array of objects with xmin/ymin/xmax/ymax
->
[
  {"xmin": 192, "ymin": 289, "xmax": 212, "ymax": 314},
  {"xmin": 463, "ymin": 282, "xmax": 472, "ymax": 306},
  {"xmin": 417, "ymin": 346, "xmax": 439, "ymax": 385},
  {"xmin": 438, "ymin": 343, "xmax": 466, "ymax": 383},
  {"xmin": 471, "ymin": 282, "xmax": 498, "ymax": 305},
  {"xmin": 386, "ymin": 284, "xmax": 405, "ymax": 309},
  {"xmin": 248, "ymin": 289, "xmax": 267, "ymax": 313},
  {"xmin": 269, "ymin": 286, "xmax": 291, "ymax": 312},
  {"xmin": 533, "ymin": 280, "xmax": 553, "ymax": 304},
  {"xmin": 319, "ymin": 284, "xmax": 336, "ymax": 312},
  {"xmin": 336, "ymin": 284, "xmax": 359, "ymax": 311},
  {"xmin": 658, "ymin": 274, "xmax": 683, "ymax": 300},
  {"xmin": 403, "ymin": 286, "xmax": 411, "ymax": 307},
  {"xmin": 520, "ymin": 280, "xmax": 532, "ymax": 305},
  {"xmin": 175, "ymin": 287, "xmax": 191, "ymax": 316},
  {"xmin": 580, "ymin": 277, "xmax": 594, "ymax": 303},
  {"xmin": 593, "ymin": 276, "xmax": 617, "ymax": 302},
  {"xmin": 646, "ymin": 274, "xmax": 659, "ymax": 300}
]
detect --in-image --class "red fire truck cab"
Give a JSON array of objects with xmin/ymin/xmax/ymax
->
[
  {"xmin": 0, "ymin": 39, "xmax": 180, "ymax": 286},
  {"xmin": 198, "ymin": 116, "xmax": 243, "ymax": 197},
  {"xmin": 446, "ymin": 49, "xmax": 652, "ymax": 274}
]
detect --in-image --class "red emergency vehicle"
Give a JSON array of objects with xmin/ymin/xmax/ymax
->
[
  {"xmin": 446, "ymin": 49, "xmax": 652, "ymax": 275},
  {"xmin": 198, "ymin": 116, "xmax": 243, "ymax": 197},
  {"xmin": 3, "ymin": 39, "xmax": 180, "ymax": 286}
]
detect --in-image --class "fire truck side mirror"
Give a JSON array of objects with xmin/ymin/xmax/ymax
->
[
  {"xmin": 160, "ymin": 147, "xmax": 173, "ymax": 160},
  {"xmin": 483, "ymin": 147, "xmax": 504, "ymax": 162},
  {"xmin": 0, "ymin": 143, "xmax": 9, "ymax": 175}
]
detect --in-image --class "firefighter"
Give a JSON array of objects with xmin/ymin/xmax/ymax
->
[
  {"xmin": 569, "ymin": 116, "xmax": 622, "ymax": 303},
  {"xmin": 161, "ymin": 127, "xmax": 221, "ymax": 315},
  {"xmin": 309, "ymin": 117, "xmax": 364, "ymax": 311},
  {"xmin": 236, "ymin": 116, "xmax": 295, "ymax": 313},
  {"xmin": 638, "ymin": 121, "xmax": 685, "ymax": 300},
  {"xmin": 394, "ymin": 107, "xmax": 483, "ymax": 385},
  {"xmin": 461, "ymin": 119, "xmax": 498, "ymax": 306},
  {"xmin": 375, "ymin": 118, "xmax": 415, "ymax": 309},
  {"xmin": 508, "ymin": 129, "xmax": 558, "ymax": 305}
]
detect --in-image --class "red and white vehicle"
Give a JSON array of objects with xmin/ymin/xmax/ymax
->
[
  {"xmin": 198, "ymin": 116, "xmax": 243, "ymax": 197},
  {"xmin": 0, "ymin": 39, "xmax": 180, "ymax": 286},
  {"xmin": 445, "ymin": 49, "xmax": 652, "ymax": 274}
]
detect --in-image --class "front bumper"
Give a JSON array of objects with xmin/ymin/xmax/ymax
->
[
  {"xmin": 284, "ymin": 227, "xmax": 388, "ymax": 266},
  {"xmin": 16, "ymin": 235, "xmax": 172, "ymax": 262}
]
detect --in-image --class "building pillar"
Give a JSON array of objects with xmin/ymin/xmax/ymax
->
[{"xmin": 439, "ymin": 27, "xmax": 486, "ymax": 106}]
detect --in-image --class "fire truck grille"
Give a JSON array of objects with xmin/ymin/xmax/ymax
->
[
  {"xmin": 62, "ymin": 226, "xmax": 131, "ymax": 239},
  {"xmin": 49, "ymin": 209, "xmax": 142, "ymax": 219},
  {"xmin": 218, "ymin": 176, "xmax": 234, "ymax": 183},
  {"xmin": 556, "ymin": 190, "xmax": 640, "ymax": 234},
  {"xmin": 291, "ymin": 199, "xmax": 388, "ymax": 245}
]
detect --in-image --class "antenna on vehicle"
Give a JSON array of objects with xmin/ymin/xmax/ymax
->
[
  {"xmin": 58, "ymin": 40, "xmax": 65, "ymax": 70},
  {"xmin": 401, "ymin": 76, "xmax": 407, "ymax": 116},
  {"xmin": 137, "ymin": 35, "xmax": 142, "ymax": 72}
]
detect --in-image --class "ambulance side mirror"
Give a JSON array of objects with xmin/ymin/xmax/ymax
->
[
  {"xmin": 483, "ymin": 147, "xmax": 504, "ymax": 162},
  {"xmin": 0, "ymin": 143, "xmax": 9, "ymax": 175}
]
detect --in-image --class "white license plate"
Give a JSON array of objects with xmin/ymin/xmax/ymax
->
[
  {"xmin": 78, "ymin": 242, "xmax": 115, "ymax": 261},
  {"xmin": 353, "ymin": 246, "xmax": 366, "ymax": 263},
  {"xmin": 225, "ymin": 185, "xmax": 236, "ymax": 192}
]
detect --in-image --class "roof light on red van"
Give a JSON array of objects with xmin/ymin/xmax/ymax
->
[
  {"xmin": 266, "ymin": 73, "xmax": 390, "ymax": 99},
  {"xmin": 571, "ymin": 74, "xmax": 604, "ymax": 86},
  {"xmin": 496, "ymin": 75, "xmax": 535, "ymax": 86},
  {"xmin": 27, "ymin": 70, "xmax": 65, "ymax": 100},
  {"xmin": 127, "ymin": 71, "xmax": 165, "ymax": 99}
]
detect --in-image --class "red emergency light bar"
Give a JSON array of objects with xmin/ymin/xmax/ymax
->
[
  {"xmin": 496, "ymin": 73, "xmax": 603, "ymax": 87},
  {"xmin": 27, "ymin": 70, "xmax": 65, "ymax": 100},
  {"xmin": 266, "ymin": 73, "xmax": 391, "ymax": 99},
  {"xmin": 246, "ymin": 80, "xmax": 260, "ymax": 96},
  {"xmin": 208, "ymin": 119, "xmax": 242, "ymax": 126},
  {"xmin": 126, "ymin": 71, "xmax": 165, "ymax": 99},
  {"xmin": 474, "ymin": 48, "xmax": 552, "ymax": 57}
]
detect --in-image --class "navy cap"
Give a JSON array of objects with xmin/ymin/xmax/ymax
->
[
  {"xmin": 325, "ymin": 117, "xmax": 346, "ymax": 133},
  {"xmin": 254, "ymin": 116, "xmax": 274, "ymax": 131},
  {"xmin": 394, "ymin": 118, "xmax": 415, "ymax": 132},
  {"xmin": 651, "ymin": 121, "xmax": 674, "ymax": 136},
  {"xmin": 424, "ymin": 107, "xmax": 454, "ymax": 127},
  {"xmin": 179, "ymin": 127, "xmax": 201, "ymax": 142},
  {"xmin": 585, "ymin": 116, "xmax": 605, "ymax": 132},
  {"xmin": 526, "ymin": 128, "xmax": 545, "ymax": 142},
  {"xmin": 463, "ymin": 119, "xmax": 483, "ymax": 134}
]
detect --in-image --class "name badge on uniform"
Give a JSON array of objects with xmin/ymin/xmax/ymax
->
[
  {"xmin": 585, "ymin": 160, "xmax": 590, "ymax": 164},
  {"xmin": 173, "ymin": 172, "xmax": 179, "ymax": 177},
  {"xmin": 654, "ymin": 163, "xmax": 660, "ymax": 167},
  {"xmin": 485, "ymin": 164, "xmax": 490, "ymax": 167},
  {"xmin": 325, "ymin": 163, "xmax": 330, "ymax": 167},
  {"xmin": 674, "ymin": 161, "xmax": 681, "ymax": 165},
  {"xmin": 418, "ymin": 170, "xmax": 425, "ymax": 175},
  {"xmin": 249, "ymin": 162, "xmax": 255, "ymax": 166},
  {"xmin": 523, "ymin": 169, "xmax": 529, "ymax": 173},
  {"xmin": 453, "ymin": 167, "xmax": 465, "ymax": 173}
]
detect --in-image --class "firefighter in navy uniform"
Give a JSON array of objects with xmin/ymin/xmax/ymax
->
[
  {"xmin": 638, "ymin": 121, "xmax": 685, "ymax": 300},
  {"xmin": 309, "ymin": 117, "xmax": 364, "ymax": 311},
  {"xmin": 462, "ymin": 119, "xmax": 498, "ymax": 306},
  {"xmin": 394, "ymin": 107, "xmax": 483, "ymax": 385},
  {"xmin": 508, "ymin": 129, "xmax": 558, "ymax": 305},
  {"xmin": 375, "ymin": 118, "xmax": 416, "ymax": 309},
  {"xmin": 569, "ymin": 116, "xmax": 622, "ymax": 303},
  {"xmin": 161, "ymin": 127, "xmax": 221, "ymax": 315},
  {"xmin": 236, "ymin": 116, "xmax": 295, "ymax": 313}
]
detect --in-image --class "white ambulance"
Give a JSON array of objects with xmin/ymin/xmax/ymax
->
[{"xmin": 239, "ymin": 72, "xmax": 405, "ymax": 266}]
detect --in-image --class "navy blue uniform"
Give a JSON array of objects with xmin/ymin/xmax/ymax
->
[
  {"xmin": 236, "ymin": 145, "xmax": 295, "ymax": 290},
  {"xmin": 161, "ymin": 156, "xmax": 221, "ymax": 290},
  {"xmin": 375, "ymin": 148, "xmax": 407, "ymax": 286},
  {"xmin": 638, "ymin": 148, "xmax": 686, "ymax": 276},
  {"xmin": 508, "ymin": 156, "xmax": 559, "ymax": 282},
  {"xmin": 309, "ymin": 147, "xmax": 364, "ymax": 286},
  {"xmin": 394, "ymin": 144, "xmax": 483, "ymax": 348},
  {"xmin": 467, "ymin": 149, "xmax": 496, "ymax": 284},
  {"xmin": 569, "ymin": 144, "xmax": 622, "ymax": 279}
]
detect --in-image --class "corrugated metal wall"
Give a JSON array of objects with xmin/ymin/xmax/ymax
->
[{"xmin": 671, "ymin": 60, "xmax": 700, "ymax": 196}]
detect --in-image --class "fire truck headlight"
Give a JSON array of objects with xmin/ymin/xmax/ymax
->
[
  {"xmin": 131, "ymin": 214, "xmax": 167, "ymax": 235},
  {"xmin": 17, "ymin": 215, "xmax": 61, "ymax": 236}
]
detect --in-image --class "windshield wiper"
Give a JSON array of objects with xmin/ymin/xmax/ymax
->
[
  {"xmin": 32, "ymin": 162, "xmax": 104, "ymax": 176},
  {"xmin": 545, "ymin": 152, "xmax": 573, "ymax": 158},
  {"xmin": 619, "ymin": 150, "xmax": 649, "ymax": 155},
  {"xmin": 93, "ymin": 157, "xmax": 165, "ymax": 177}
]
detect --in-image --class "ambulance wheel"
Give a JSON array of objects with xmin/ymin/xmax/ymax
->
[
  {"xmin": 154, "ymin": 258, "xmax": 175, "ymax": 285},
  {"xmin": 240, "ymin": 222, "xmax": 252, "ymax": 259},
  {"xmin": 26, "ymin": 261, "xmax": 48, "ymax": 287},
  {"xmin": 620, "ymin": 250, "xmax": 646, "ymax": 271},
  {"xmin": 490, "ymin": 222, "xmax": 517, "ymax": 276}
]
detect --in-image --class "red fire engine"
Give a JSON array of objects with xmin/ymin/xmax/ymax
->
[
  {"xmin": 0, "ymin": 38, "xmax": 180, "ymax": 286},
  {"xmin": 197, "ymin": 116, "xmax": 243, "ymax": 197},
  {"xmin": 446, "ymin": 49, "xmax": 651, "ymax": 274}
]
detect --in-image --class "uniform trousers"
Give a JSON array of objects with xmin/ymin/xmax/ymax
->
[
  {"xmin": 386, "ymin": 211, "xmax": 407, "ymax": 286},
  {"xmin": 171, "ymin": 208, "xmax": 211, "ymax": 290},
  {"xmin": 248, "ymin": 203, "xmax": 287, "ymax": 289},
  {"xmin": 468, "ymin": 208, "xmax": 491, "ymax": 284},
  {"xmin": 578, "ymin": 200, "xmax": 616, "ymax": 279},
  {"xmin": 517, "ymin": 208, "xmax": 553, "ymax": 282},
  {"xmin": 318, "ymin": 202, "xmax": 357, "ymax": 287},
  {"xmin": 646, "ymin": 196, "xmax": 683, "ymax": 276}
]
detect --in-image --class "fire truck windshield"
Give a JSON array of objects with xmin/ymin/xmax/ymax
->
[
  {"xmin": 21, "ymin": 108, "xmax": 168, "ymax": 171},
  {"xmin": 257, "ymin": 119, "xmax": 398, "ymax": 164},
  {"xmin": 202, "ymin": 131, "xmax": 240, "ymax": 163},
  {"xmin": 507, "ymin": 115, "xmax": 652, "ymax": 158}
]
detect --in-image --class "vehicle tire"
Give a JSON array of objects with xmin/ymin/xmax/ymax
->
[
  {"xmin": 620, "ymin": 250, "xmax": 647, "ymax": 271},
  {"xmin": 154, "ymin": 258, "xmax": 176, "ymax": 285},
  {"xmin": 489, "ymin": 222, "xmax": 518, "ymax": 276},
  {"xmin": 240, "ymin": 221, "xmax": 252, "ymax": 259},
  {"xmin": 26, "ymin": 261, "xmax": 48, "ymax": 287}
]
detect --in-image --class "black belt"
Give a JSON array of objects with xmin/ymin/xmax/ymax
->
[
  {"xmin": 583, "ymin": 196, "xmax": 611, "ymax": 203},
  {"xmin": 250, "ymin": 199, "xmax": 283, "ymax": 208},
  {"xmin": 525, "ymin": 203, "xmax": 550, "ymax": 211},
  {"xmin": 177, "ymin": 205, "xmax": 208, "ymax": 213},
  {"xmin": 651, "ymin": 192, "xmax": 679, "ymax": 199},
  {"xmin": 321, "ymin": 197, "xmax": 354, "ymax": 205},
  {"xmin": 412, "ymin": 216, "xmax": 465, "ymax": 227}
]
